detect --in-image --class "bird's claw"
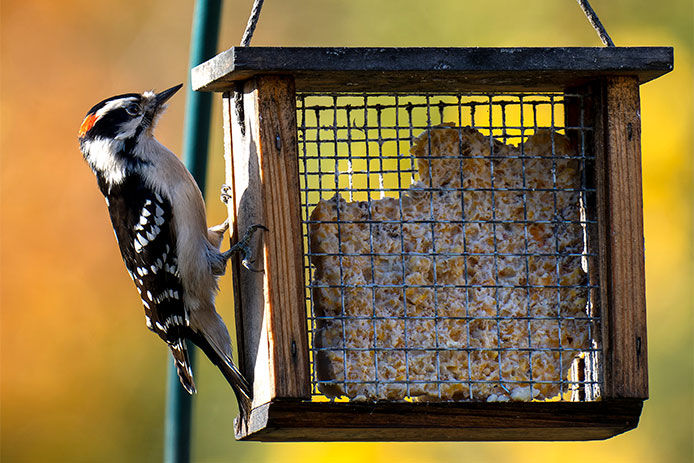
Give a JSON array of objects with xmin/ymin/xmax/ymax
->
[
  {"xmin": 226, "ymin": 224, "xmax": 268, "ymax": 272},
  {"xmin": 241, "ymin": 258, "xmax": 264, "ymax": 273},
  {"xmin": 247, "ymin": 224, "xmax": 269, "ymax": 234}
]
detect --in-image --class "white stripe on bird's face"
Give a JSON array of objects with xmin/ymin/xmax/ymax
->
[{"xmin": 94, "ymin": 97, "xmax": 138, "ymax": 120}]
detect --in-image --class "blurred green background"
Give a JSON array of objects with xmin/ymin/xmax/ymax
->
[{"xmin": 1, "ymin": 0, "xmax": 691, "ymax": 461}]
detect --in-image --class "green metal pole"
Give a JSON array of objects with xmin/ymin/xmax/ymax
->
[{"xmin": 164, "ymin": 1, "xmax": 222, "ymax": 462}]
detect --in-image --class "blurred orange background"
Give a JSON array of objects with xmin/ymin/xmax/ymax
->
[{"xmin": 1, "ymin": 1, "xmax": 691, "ymax": 461}]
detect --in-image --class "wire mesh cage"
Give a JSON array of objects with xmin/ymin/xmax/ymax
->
[
  {"xmin": 192, "ymin": 47, "xmax": 672, "ymax": 441},
  {"xmin": 298, "ymin": 92, "xmax": 601, "ymax": 404}
]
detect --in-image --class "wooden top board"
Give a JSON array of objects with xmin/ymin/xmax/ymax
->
[{"xmin": 192, "ymin": 47, "xmax": 673, "ymax": 93}]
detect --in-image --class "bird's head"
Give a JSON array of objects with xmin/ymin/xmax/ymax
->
[
  {"xmin": 78, "ymin": 84, "xmax": 182, "ymax": 144},
  {"xmin": 78, "ymin": 84, "xmax": 182, "ymax": 186}
]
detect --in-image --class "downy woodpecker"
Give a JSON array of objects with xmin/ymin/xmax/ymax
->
[{"xmin": 78, "ymin": 84, "xmax": 261, "ymax": 420}]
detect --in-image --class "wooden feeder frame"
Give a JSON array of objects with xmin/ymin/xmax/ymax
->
[{"xmin": 192, "ymin": 46, "xmax": 673, "ymax": 441}]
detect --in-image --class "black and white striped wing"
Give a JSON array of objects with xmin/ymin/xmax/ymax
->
[{"xmin": 105, "ymin": 175, "xmax": 187, "ymax": 342}]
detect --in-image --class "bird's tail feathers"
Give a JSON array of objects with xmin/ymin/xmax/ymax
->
[
  {"xmin": 217, "ymin": 356, "xmax": 252, "ymax": 425},
  {"xmin": 169, "ymin": 339, "xmax": 197, "ymax": 394},
  {"xmin": 190, "ymin": 310, "xmax": 252, "ymax": 426},
  {"xmin": 189, "ymin": 328, "xmax": 252, "ymax": 427}
]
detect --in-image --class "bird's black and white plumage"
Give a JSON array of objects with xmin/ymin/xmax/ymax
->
[{"xmin": 78, "ymin": 85, "xmax": 258, "ymax": 421}]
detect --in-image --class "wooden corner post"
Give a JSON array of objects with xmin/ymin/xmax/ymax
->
[
  {"xmin": 596, "ymin": 76, "xmax": 648, "ymax": 399},
  {"xmin": 221, "ymin": 75, "xmax": 310, "ymax": 408}
]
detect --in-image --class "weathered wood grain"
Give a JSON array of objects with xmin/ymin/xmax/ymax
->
[
  {"xmin": 235, "ymin": 399, "xmax": 643, "ymax": 441},
  {"xmin": 227, "ymin": 76, "xmax": 311, "ymax": 407},
  {"xmin": 596, "ymin": 76, "xmax": 648, "ymax": 399},
  {"xmin": 193, "ymin": 47, "xmax": 673, "ymax": 92},
  {"xmin": 221, "ymin": 92, "xmax": 246, "ymax": 376}
]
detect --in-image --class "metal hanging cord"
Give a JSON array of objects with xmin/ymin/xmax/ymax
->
[
  {"xmin": 240, "ymin": 0, "xmax": 265, "ymax": 46},
  {"xmin": 239, "ymin": 0, "xmax": 614, "ymax": 48},
  {"xmin": 576, "ymin": 0, "xmax": 615, "ymax": 46}
]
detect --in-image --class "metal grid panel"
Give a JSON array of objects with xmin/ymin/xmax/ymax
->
[{"xmin": 297, "ymin": 92, "xmax": 601, "ymax": 403}]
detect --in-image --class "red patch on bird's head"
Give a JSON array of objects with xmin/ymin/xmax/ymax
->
[{"xmin": 78, "ymin": 113, "xmax": 98, "ymax": 138}]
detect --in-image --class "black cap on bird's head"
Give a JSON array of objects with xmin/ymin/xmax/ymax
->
[{"xmin": 78, "ymin": 84, "xmax": 183, "ymax": 141}]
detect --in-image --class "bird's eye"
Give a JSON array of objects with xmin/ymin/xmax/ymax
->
[{"xmin": 125, "ymin": 103, "xmax": 141, "ymax": 116}]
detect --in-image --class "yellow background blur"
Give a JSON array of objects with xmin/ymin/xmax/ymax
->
[{"xmin": 1, "ymin": 1, "xmax": 691, "ymax": 461}]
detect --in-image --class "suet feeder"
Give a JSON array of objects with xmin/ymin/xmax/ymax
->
[{"xmin": 192, "ymin": 45, "xmax": 672, "ymax": 441}]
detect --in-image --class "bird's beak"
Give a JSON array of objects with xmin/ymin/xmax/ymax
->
[{"xmin": 155, "ymin": 84, "xmax": 183, "ymax": 108}]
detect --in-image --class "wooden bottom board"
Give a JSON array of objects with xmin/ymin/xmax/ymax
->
[{"xmin": 235, "ymin": 399, "xmax": 643, "ymax": 441}]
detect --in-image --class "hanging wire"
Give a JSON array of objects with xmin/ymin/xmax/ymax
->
[
  {"xmin": 240, "ymin": 0, "xmax": 265, "ymax": 46},
  {"xmin": 576, "ymin": 0, "xmax": 615, "ymax": 46},
  {"xmin": 241, "ymin": 0, "xmax": 612, "ymax": 48}
]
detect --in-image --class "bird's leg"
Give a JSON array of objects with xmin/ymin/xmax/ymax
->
[
  {"xmin": 207, "ymin": 218, "xmax": 230, "ymax": 249},
  {"xmin": 220, "ymin": 184, "xmax": 233, "ymax": 205},
  {"xmin": 222, "ymin": 224, "xmax": 268, "ymax": 272}
]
